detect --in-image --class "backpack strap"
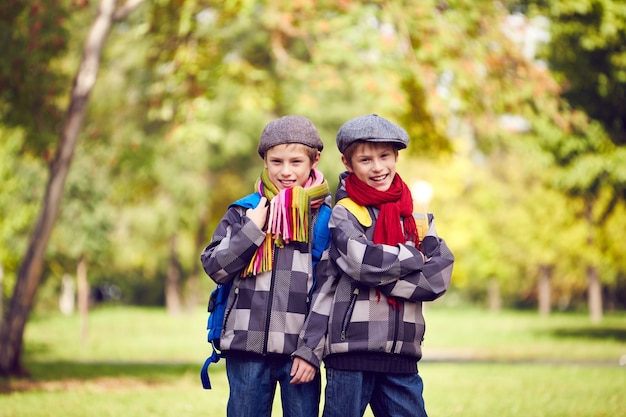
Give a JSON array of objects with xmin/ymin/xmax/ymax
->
[
  {"xmin": 309, "ymin": 203, "xmax": 331, "ymax": 303},
  {"xmin": 337, "ymin": 198, "xmax": 430, "ymax": 243},
  {"xmin": 336, "ymin": 198, "xmax": 372, "ymax": 227},
  {"xmin": 230, "ymin": 192, "xmax": 261, "ymax": 210},
  {"xmin": 312, "ymin": 204, "xmax": 331, "ymax": 265},
  {"xmin": 413, "ymin": 206, "xmax": 429, "ymax": 243},
  {"xmin": 200, "ymin": 349, "xmax": 220, "ymax": 389},
  {"xmin": 200, "ymin": 281, "xmax": 232, "ymax": 390}
]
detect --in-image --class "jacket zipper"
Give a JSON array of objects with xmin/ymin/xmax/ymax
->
[
  {"xmin": 390, "ymin": 301, "xmax": 401, "ymax": 353},
  {"xmin": 340, "ymin": 288, "xmax": 359, "ymax": 341},
  {"xmin": 307, "ymin": 210, "xmax": 315, "ymax": 309},
  {"xmin": 262, "ymin": 247, "xmax": 278, "ymax": 355}
]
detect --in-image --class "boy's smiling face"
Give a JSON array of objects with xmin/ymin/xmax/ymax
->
[
  {"xmin": 342, "ymin": 142, "xmax": 398, "ymax": 192},
  {"xmin": 264, "ymin": 143, "xmax": 320, "ymax": 191}
]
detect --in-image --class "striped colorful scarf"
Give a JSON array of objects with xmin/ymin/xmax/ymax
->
[{"xmin": 242, "ymin": 168, "xmax": 329, "ymax": 277}]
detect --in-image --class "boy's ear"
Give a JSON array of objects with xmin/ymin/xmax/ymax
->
[
  {"xmin": 341, "ymin": 155, "xmax": 352, "ymax": 171},
  {"xmin": 311, "ymin": 151, "xmax": 321, "ymax": 168}
]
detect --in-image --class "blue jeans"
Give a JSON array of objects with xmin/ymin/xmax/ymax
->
[
  {"xmin": 225, "ymin": 356, "xmax": 321, "ymax": 417},
  {"xmin": 322, "ymin": 368, "xmax": 427, "ymax": 417}
]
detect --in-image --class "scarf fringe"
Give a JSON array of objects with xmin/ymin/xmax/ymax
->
[
  {"xmin": 242, "ymin": 169, "xmax": 329, "ymax": 277},
  {"xmin": 375, "ymin": 289, "xmax": 402, "ymax": 311}
]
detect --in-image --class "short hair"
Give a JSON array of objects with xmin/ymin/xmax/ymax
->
[
  {"xmin": 264, "ymin": 142, "xmax": 320, "ymax": 164},
  {"xmin": 343, "ymin": 140, "xmax": 398, "ymax": 168}
]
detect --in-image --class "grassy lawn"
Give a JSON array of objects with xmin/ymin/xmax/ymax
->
[{"xmin": 1, "ymin": 305, "xmax": 625, "ymax": 417}]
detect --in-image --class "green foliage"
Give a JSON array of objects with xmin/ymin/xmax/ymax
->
[
  {"xmin": 530, "ymin": 107, "xmax": 626, "ymax": 238},
  {"xmin": 0, "ymin": 127, "xmax": 47, "ymax": 295},
  {"xmin": 2, "ymin": 0, "xmax": 626, "ymax": 313},
  {"xmin": 0, "ymin": 0, "xmax": 71, "ymax": 154},
  {"xmin": 524, "ymin": 0, "xmax": 626, "ymax": 144},
  {"xmin": 49, "ymin": 141, "xmax": 116, "ymax": 267}
]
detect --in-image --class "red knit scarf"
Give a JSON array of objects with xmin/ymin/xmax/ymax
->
[
  {"xmin": 345, "ymin": 173, "xmax": 419, "ymax": 245},
  {"xmin": 345, "ymin": 172, "xmax": 419, "ymax": 310}
]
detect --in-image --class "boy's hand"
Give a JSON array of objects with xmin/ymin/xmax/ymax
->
[
  {"xmin": 246, "ymin": 197, "xmax": 269, "ymax": 230},
  {"xmin": 421, "ymin": 235, "xmax": 440, "ymax": 258},
  {"xmin": 290, "ymin": 357, "xmax": 316, "ymax": 384}
]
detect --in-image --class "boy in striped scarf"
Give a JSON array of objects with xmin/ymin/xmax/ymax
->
[{"xmin": 201, "ymin": 115, "xmax": 331, "ymax": 417}]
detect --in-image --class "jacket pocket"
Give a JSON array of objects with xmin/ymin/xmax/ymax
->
[
  {"xmin": 222, "ymin": 286, "xmax": 239, "ymax": 334},
  {"xmin": 340, "ymin": 288, "xmax": 359, "ymax": 341}
]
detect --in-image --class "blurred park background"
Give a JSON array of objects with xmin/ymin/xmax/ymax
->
[{"xmin": 1, "ymin": 0, "xmax": 625, "ymax": 415}]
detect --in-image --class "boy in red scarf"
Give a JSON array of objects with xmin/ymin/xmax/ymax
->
[
  {"xmin": 201, "ymin": 115, "xmax": 331, "ymax": 417},
  {"xmin": 294, "ymin": 114, "xmax": 455, "ymax": 417}
]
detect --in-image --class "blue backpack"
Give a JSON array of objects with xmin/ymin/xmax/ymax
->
[
  {"xmin": 200, "ymin": 193, "xmax": 331, "ymax": 389},
  {"xmin": 199, "ymin": 281, "xmax": 232, "ymax": 389}
]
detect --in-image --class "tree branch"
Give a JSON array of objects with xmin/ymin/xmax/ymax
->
[{"xmin": 114, "ymin": 0, "xmax": 146, "ymax": 21}]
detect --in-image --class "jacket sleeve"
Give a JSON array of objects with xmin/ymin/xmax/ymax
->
[
  {"xmin": 293, "ymin": 250, "xmax": 338, "ymax": 368},
  {"xmin": 381, "ymin": 219, "xmax": 455, "ymax": 302},
  {"xmin": 200, "ymin": 206, "xmax": 266, "ymax": 284},
  {"xmin": 330, "ymin": 205, "xmax": 454, "ymax": 301},
  {"xmin": 329, "ymin": 204, "xmax": 426, "ymax": 286}
]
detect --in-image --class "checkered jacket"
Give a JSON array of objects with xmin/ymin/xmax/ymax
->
[
  {"xmin": 294, "ymin": 175, "xmax": 454, "ymax": 370},
  {"xmin": 201, "ymin": 193, "xmax": 331, "ymax": 358}
]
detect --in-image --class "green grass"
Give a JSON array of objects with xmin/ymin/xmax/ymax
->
[
  {"xmin": 1, "ymin": 305, "xmax": 625, "ymax": 417},
  {"xmin": 422, "ymin": 306, "xmax": 626, "ymax": 362}
]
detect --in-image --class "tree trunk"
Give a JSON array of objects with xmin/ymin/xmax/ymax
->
[
  {"xmin": 487, "ymin": 277, "xmax": 501, "ymax": 312},
  {"xmin": 184, "ymin": 271, "xmax": 200, "ymax": 313},
  {"xmin": 0, "ymin": 263, "xmax": 4, "ymax": 325},
  {"xmin": 0, "ymin": 0, "xmax": 119, "ymax": 377},
  {"xmin": 584, "ymin": 197, "xmax": 603, "ymax": 323},
  {"xmin": 587, "ymin": 265, "xmax": 603, "ymax": 323},
  {"xmin": 166, "ymin": 234, "xmax": 182, "ymax": 316},
  {"xmin": 59, "ymin": 274, "xmax": 75, "ymax": 315},
  {"xmin": 77, "ymin": 255, "xmax": 89, "ymax": 346},
  {"xmin": 185, "ymin": 197, "xmax": 210, "ymax": 312},
  {"xmin": 538, "ymin": 264, "xmax": 552, "ymax": 316}
]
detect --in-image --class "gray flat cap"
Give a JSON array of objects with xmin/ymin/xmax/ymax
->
[
  {"xmin": 257, "ymin": 115, "xmax": 324, "ymax": 158},
  {"xmin": 336, "ymin": 114, "xmax": 409, "ymax": 154}
]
